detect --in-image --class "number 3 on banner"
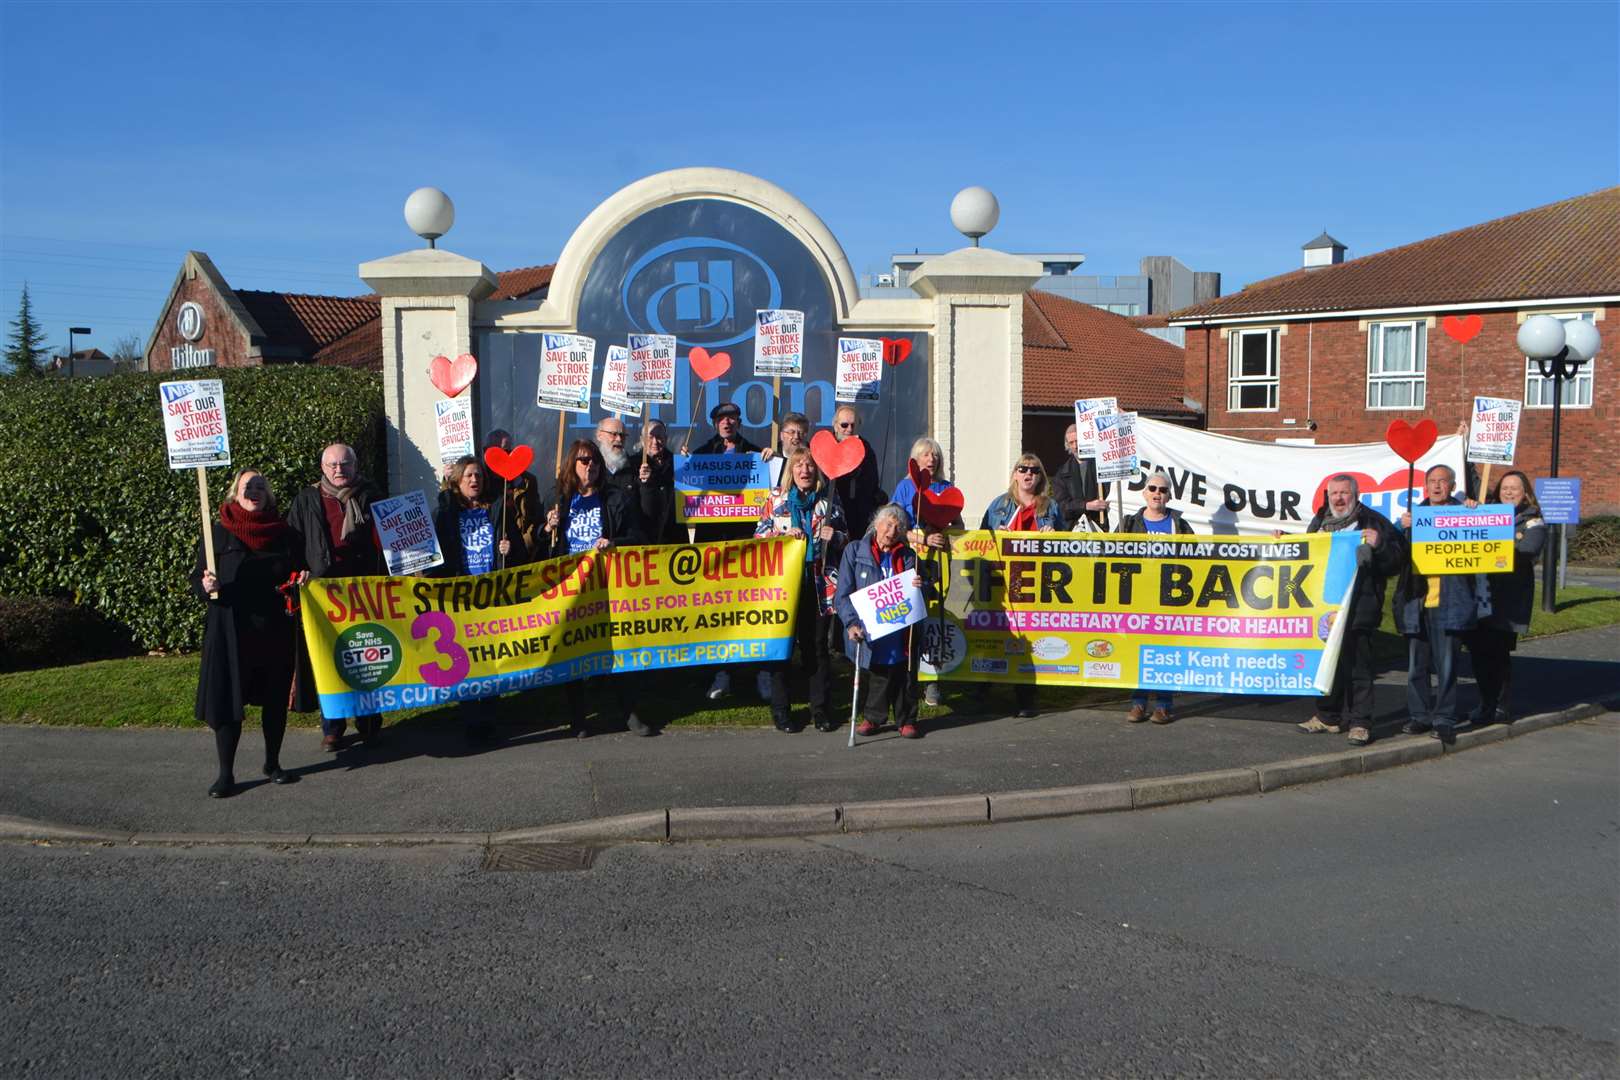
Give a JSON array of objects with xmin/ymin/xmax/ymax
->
[{"xmin": 412, "ymin": 611, "xmax": 470, "ymax": 688}]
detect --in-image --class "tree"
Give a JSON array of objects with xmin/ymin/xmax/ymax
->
[
  {"xmin": 4, "ymin": 285, "xmax": 52, "ymax": 377},
  {"xmin": 110, "ymin": 332, "xmax": 145, "ymax": 371}
]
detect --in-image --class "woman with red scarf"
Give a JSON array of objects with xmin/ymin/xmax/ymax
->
[{"xmin": 191, "ymin": 469, "xmax": 308, "ymax": 798}]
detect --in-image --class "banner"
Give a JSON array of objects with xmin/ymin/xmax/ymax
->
[
  {"xmin": 754, "ymin": 309, "xmax": 804, "ymax": 377},
  {"xmin": 159, "ymin": 379, "xmax": 231, "ymax": 469},
  {"xmin": 849, "ymin": 572, "xmax": 927, "ymax": 641},
  {"xmin": 1123, "ymin": 416, "xmax": 1465, "ymax": 535},
  {"xmin": 1094, "ymin": 411, "xmax": 1138, "ymax": 483},
  {"xmin": 600, "ymin": 345, "xmax": 638, "ymax": 416},
  {"xmin": 627, "ymin": 333, "xmax": 676, "ymax": 404},
  {"xmin": 1072, "ymin": 397, "xmax": 1117, "ymax": 457},
  {"xmin": 674, "ymin": 452, "xmax": 772, "ymax": 524},
  {"xmin": 537, "ymin": 333, "xmax": 595, "ymax": 412},
  {"xmin": 434, "ymin": 397, "xmax": 474, "ymax": 465},
  {"xmin": 1411, "ymin": 504, "xmax": 1513, "ymax": 575},
  {"xmin": 372, "ymin": 490, "xmax": 444, "ymax": 576},
  {"xmin": 835, "ymin": 337, "xmax": 882, "ymax": 403},
  {"xmin": 300, "ymin": 537, "xmax": 806, "ymax": 719},
  {"xmin": 1467, "ymin": 396, "xmax": 1522, "ymax": 466},
  {"xmin": 917, "ymin": 530, "xmax": 1361, "ymax": 695}
]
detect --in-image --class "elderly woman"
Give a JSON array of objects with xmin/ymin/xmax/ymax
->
[
  {"xmin": 433, "ymin": 455, "xmax": 525, "ymax": 744},
  {"xmin": 835, "ymin": 504, "xmax": 933, "ymax": 739},
  {"xmin": 755, "ymin": 448, "xmax": 848, "ymax": 732},
  {"xmin": 544, "ymin": 439, "xmax": 649, "ymax": 738},
  {"xmin": 1120, "ymin": 469, "xmax": 1197, "ymax": 724},
  {"xmin": 192, "ymin": 469, "xmax": 308, "ymax": 798},
  {"xmin": 981, "ymin": 453, "xmax": 1063, "ymax": 532},
  {"xmin": 631, "ymin": 419, "xmax": 683, "ymax": 545},
  {"xmin": 1464, "ymin": 470, "xmax": 1547, "ymax": 726}
]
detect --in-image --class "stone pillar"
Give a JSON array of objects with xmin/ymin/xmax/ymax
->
[
  {"xmin": 908, "ymin": 248, "xmax": 1044, "ymax": 519},
  {"xmin": 358, "ymin": 248, "xmax": 497, "ymax": 498}
]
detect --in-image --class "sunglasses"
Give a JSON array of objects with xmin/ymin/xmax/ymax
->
[
  {"xmin": 1145, "ymin": 485, "xmax": 1168, "ymax": 493},
  {"xmin": 575, "ymin": 456, "xmax": 597, "ymax": 465},
  {"xmin": 1014, "ymin": 465, "xmax": 1041, "ymax": 475},
  {"xmin": 836, "ymin": 422, "xmax": 856, "ymax": 430}
]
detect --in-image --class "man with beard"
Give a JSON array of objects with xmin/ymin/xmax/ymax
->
[
  {"xmin": 1051, "ymin": 423, "xmax": 1110, "ymax": 530},
  {"xmin": 595, "ymin": 416, "xmax": 637, "ymax": 499}
]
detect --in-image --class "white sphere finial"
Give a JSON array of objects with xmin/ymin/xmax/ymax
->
[
  {"xmin": 950, "ymin": 186, "xmax": 1000, "ymax": 246},
  {"xmin": 404, "ymin": 187, "xmax": 455, "ymax": 247}
]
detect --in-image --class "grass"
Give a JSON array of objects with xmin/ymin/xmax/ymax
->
[{"xmin": 2, "ymin": 584, "xmax": 1613, "ymax": 730}]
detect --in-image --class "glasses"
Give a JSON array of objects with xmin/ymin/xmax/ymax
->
[
  {"xmin": 600, "ymin": 430, "xmax": 625, "ymax": 440},
  {"xmin": 836, "ymin": 422, "xmax": 856, "ymax": 430},
  {"xmin": 575, "ymin": 456, "xmax": 596, "ymax": 465},
  {"xmin": 1014, "ymin": 465, "xmax": 1041, "ymax": 475},
  {"xmin": 1145, "ymin": 485, "xmax": 1168, "ymax": 493}
]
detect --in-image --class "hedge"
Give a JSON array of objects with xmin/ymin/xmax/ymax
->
[{"xmin": 0, "ymin": 366, "xmax": 384, "ymax": 651}]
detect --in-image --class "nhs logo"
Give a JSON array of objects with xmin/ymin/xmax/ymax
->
[{"xmin": 620, "ymin": 237, "xmax": 782, "ymax": 349}]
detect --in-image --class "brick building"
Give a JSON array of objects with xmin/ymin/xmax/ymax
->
[{"xmin": 1170, "ymin": 188, "xmax": 1620, "ymax": 513}]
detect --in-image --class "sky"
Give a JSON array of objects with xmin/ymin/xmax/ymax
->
[{"xmin": 2, "ymin": 0, "xmax": 1616, "ymax": 360}]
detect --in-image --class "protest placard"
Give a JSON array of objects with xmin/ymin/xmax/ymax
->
[
  {"xmin": 754, "ymin": 309, "xmax": 805, "ymax": 378},
  {"xmin": 159, "ymin": 379, "xmax": 232, "ymax": 470},
  {"xmin": 537, "ymin": 333, "xmax": 595, "ymax": 412},
  {"xmin": 434, "ymin": 397, "xmax": 474, "ymax": 465},
  {"xmin": 1072, "ymin": 397, "xmax": 1117, "ymax": 458},
  {"xmin": 627, "ymin": 333, "xmax": 676, "ymax": 405},
  {"xmin": 849, "ymin": 573, "xmax": 927, "ymax": 641},
  {"xmin": 600, "ymin": 345, "xmax": 639, "ymax": 416},
  {"xmin": 835, "ymin": 337, "xmax": 882, "ymax": 403},
  {"xmin": 1535, "ymin": 477, "xmax": 1581, "ymax": 525},
  {"xmin": 1467, "ymin": 396, "xmax": 1522, "ymax": 466},
  {"xmin": 673, "ymin": 453, "xmax": 773, "ymax": 524},
  {"xmin": 372, "ymin": 490, "xmax": 444, "ymax": 576},
  {"xmin": 1410, "ymin": 504, "xmax": 1514, "ymax": 575},
  {"xmin": 1094, "ymin": 411, "xmax": 1139, "ymax": 483}
]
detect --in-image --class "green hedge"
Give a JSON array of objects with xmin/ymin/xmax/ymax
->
[{"xmin": 0, "ymin": 366, "xmax": 384, "ymax": 650}]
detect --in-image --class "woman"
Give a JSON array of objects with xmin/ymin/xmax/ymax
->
[
  {"xmin": 1120, "ymin": 469, "xmax": 1197, "ymax": 724},
  {"xmin": 890, "ymin": 436, "xmax": 961, "ymax": 706},
  {"xmin": 835, "ymin": 504, "xmax": 933, "ymax": 739},
  {"xmin": 544, "ymin": 439, "xmax": 649, "ymax": 738},
  {"xmin": 631, "ymin": 419, "xmax": 683, "ymax": 545},
  {"xmin": 755, "ymin": 448, "xmax": 848, "ymax": 732},
  {"xmin": 981, "ymin": 453, "xmax": 1063, "ymax": 533},
  {"xmin": 1465, "ymin": 470, "xmax": 1546, "ymax": 725},
  {"xmin": 434, "ymin": 455, "xmax": 525, "ymax": 743},
  {"xmin": 191, "ymin": 469, "xmax": 307, "ymax": 798}
]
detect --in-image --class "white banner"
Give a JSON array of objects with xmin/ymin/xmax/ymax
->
[
  {"xmin": 627, "ymin": 333, "xmax": 676, "ymax": 405},
  {"xmin": 1467, "ymin": 396, "xmax": 1522, "ymax": 466},
  {"xmin": 1121, "ymin": 416, "xmax": 1465, "ymax": 535},
  {"xmin": 836, "ymin": 337, "xmax": 882, "ymax": 403},
  {"xmin": 600, "ymin": 345, "xmax": 638, "ymax": 416},
  {"xmin": 159, "ymin": 379, "xmax": 231, "ymax": 470},
  {"xmin": 754, "ymin": 309, "xmax": 805, "ymax": 377},
  {"xmin": 849, "ymin": 571, "xmax": 927, "ymax": 641},
  {"xmin": 537, "ymin": 333, "xmax": 595, "ymax": 412},
  {"xmin": 372, "ymin": 490, "xmax": 443, "ymax": 576},
  {"xmin": 1072, "ymin": 396, "xmax": 1117, "ymax": 457},
  {"xmin": 434, "ymin": 397, "xmax": 474, "ymax": 465}
]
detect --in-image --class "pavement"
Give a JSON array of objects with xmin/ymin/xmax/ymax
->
[{"xmin": 4, "ymin": 624, "xmax": 1616, "ymax": 846}]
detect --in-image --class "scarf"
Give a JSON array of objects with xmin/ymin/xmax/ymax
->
[
  {"xmin": 788, "ymin": 485, "xmax": 816, "ymax": 534},
  {"xmin": 1318, "ymin": 503, "xmax": 1360, "ymax": 532},
  {"xmin": 319, "ymin": 478, "xmax": 368, "ymax": 540},
  {"xmin": 1011, "ymin": 502, "xmax": 1039, "ymax": 532},
  {"xmin": 219, "ymin": 501, "xmax": 289, "ymax": 552}
]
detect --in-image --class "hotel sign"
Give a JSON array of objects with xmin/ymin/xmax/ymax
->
[{"xmin": 171, "ymin": 301, "xmax": 216, "ymax": 368}]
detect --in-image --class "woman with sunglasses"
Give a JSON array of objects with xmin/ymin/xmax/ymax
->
[
  {"xmin": 1463, "ymin": 469, "xmax": 1546, "ymax": 725},
  {"xmin": 1120, "ymin": 469, "xmax": 1195, "ymax": 723},
  {"xmin": 543, "ymin": 439, "xmax": 650, "ymax": 738},
  {"xmin": 980, "ymin": 453, "xmax": 1063, "ymax": 533}
]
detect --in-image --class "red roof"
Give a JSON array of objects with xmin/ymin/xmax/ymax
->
[
  {"xmin": 236, "ymin": 290, "xmax": 379, "ymax": 356},
  {"xmin": 1023, "ymin": 290, "xmax": 1193, "ymax": 415},
  {"xmin": 490, "ymin": 264, "xmax": 554, "ymax": 300}
]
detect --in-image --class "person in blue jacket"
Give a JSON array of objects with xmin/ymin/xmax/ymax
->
[
  {"xmin": 835, "ymin": 504, "xmax": 934, "ymax": 739},
  {"xmin": 980, "ymin": 453, "xmax": 1064, "ymax": 533}
]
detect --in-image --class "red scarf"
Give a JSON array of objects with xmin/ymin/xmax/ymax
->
[
  {"xmin": 1011, "ymin": 503, "xmax": 1039, "ymax": 532},
  {"xmin": 220, "ymin": 501, "xmax": 290, "ymax": 552},
  {"xmin": 868, "ymin": 539, "xmax": 909, "ymax": 574}
]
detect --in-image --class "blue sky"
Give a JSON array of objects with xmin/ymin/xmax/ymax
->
[{"xmin": 2, "ymin": 0, "xmax": 1616, "ymax": 358}]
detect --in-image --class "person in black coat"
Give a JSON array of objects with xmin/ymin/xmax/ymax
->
[
  {"xmin": 1051, "ymin": 423, "xmax": 1111, "ymax": 530},
  {"xmin": 1463, "ymin": 470, "xmax": 1547, "ymax": 725},
  {"xmin": 191, "ymin": 469, "xmax": 308, "ymax": 798},
  {"xmin": 685, "ymin": 400, "xmax": 764, "ymax": 701},
  {"xmin": 829, "ymin": 404, "xmax": 882, "ymax": 537},
  {"xmin": 630, "ymin": 419, "xmax": 683, "ymax": 545}
]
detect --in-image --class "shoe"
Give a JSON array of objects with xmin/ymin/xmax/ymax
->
[
  {"xmin": 1014, "ymin": 707, "xmax": 1037, "ymax": 719},
  {"xmin": 1297, "ymin": 716, "xmax": 1342, "ymax": 734},
  {"xmin": 1401, "ymin": 719, "xmax": 1431, "ymax": 736},
  {"xmin": 207, "ymin": 776, "xmax": 235, "ymax": 799},
  {"xmin": 1127, "ymin": 704, "xmax": 1149, "ymax": 723},
  {"xmin": 756, "ymin": 671, "xmax": 772, "ymax": 701},
  {"xmin": 570, "ymin": 714, "xmax": 590, "ymax": 740},
  {"xmin": 263, "ymin": 764, "xmax": 295, "ymax": 785},
  {"xmin": 707, "ymin": 671, "xmax": 730, "ymax": 701},
  {"xmin": 773, "ymin": 715, "xmax": 794, "ymax": 733},
  {"xmin": 923, "ymin": 684, "xmax": 941, "ymax": 707},
  {"xmin": 813, "ymin": 715, "xmax": 838, "ymax": 733},
  {"xmin": 321, "ymin": 733, "xmax": 341, "ymax": 752},
  {"xmin": 626, "ymin": 713, "xmax": 653, "ymax": 737},
  {"xmin": 363, "ymin": 717, "xmax": 384, "ymax": 742},
  {"xmin": 1430, "ymin": 726, "xmax": 1457, "ymax": 746},
  {"xmin": 1346, "ymin": 726, "xmax": 1371, "ymax": 747},
  {"xmin": 899, "ymin": 721, "xmax": 921, "ymax": 739},
  {"xmin": 1151, "ymin": 707, "xmax": 1173, "ymax": 725},
  {"xmin": 855, "ymin": 719, "xmax": 880, "ymax": 737}
]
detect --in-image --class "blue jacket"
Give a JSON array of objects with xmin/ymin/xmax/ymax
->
[
  {"xmin": 980, "ymin": 493, "xmax": 1063, "ymax": 532},
  {"xmin": 833, "ymin": 538, "xmax": 936, "ymax": 669},
  {"xmin": 1394, "ymin": 497, "xmax": 1480, "ymax": 634}
]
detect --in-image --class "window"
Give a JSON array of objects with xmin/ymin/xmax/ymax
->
[
  {"xmin": 1228, "ymin": 328, "xmax": 1278, "ymax": 410},
  {"xmin": 1525, "ymin": 311, "xmax": 1596, "ymax": 408},
  {"xmin": 1366, "ymin": 320, "xmax": 1427, "ymax": 409}
]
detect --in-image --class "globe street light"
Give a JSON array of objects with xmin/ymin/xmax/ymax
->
[
  {"xmin": 1516, "ymin": 314, "xmax": 1601, "ymax": 613},
  {"xmin": 950, "ymin": 186, "xmax": 999, "ymax": 247},
  {"xmin": 404, "ymin": 187, "xmax": 455, "ymax": 248}
]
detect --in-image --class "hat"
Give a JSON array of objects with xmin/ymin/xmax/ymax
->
[{"xmin": 709, "ymin": 401, "xmax": 742, "ymax": 421}]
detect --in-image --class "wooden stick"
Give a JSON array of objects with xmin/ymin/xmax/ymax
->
[
  {"xmin": 550, "ymin": 414, "xmax": 568, "ymax": 549},
  {"xmin": 770, "ymin": 375, "xmax": 781, "ymax": 451},
  {"xmin": 196, "ymin": 466, "xmax": 217, "ymax": 599},
  {"xmin": 1478, "ymin": 464, "xmax": 1493, "ymax": 502}
]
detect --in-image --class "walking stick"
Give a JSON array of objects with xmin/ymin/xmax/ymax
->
[{"xmin": 847, "ymin": 640, "xmax": 864, "ymax": 748}]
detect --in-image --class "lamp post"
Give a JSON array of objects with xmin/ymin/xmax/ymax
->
[
  {"xmin": 67, "ymin": 326, "xmax": 92, "ymax": 378},
  {"xmin": 1516, "ymin": 314, "xmax": 1601, "ymax": 613}
]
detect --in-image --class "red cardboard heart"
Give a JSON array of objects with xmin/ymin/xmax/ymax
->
[
  {"xmin": 810, "ymin": 429, "xmax": 865, "ymax": 480},
  {"xmin": 1384, "ymin": 418, "xmax": 1438, "ymax": 464},
  {"xmin": 882, "ymin": 338, "xmax": 913, "ymax": 367},
  {"xmin": 907, "ymin": 458, "xmax": 933, "ymax": 493},
  {"xmin": 1441, "ymin": 315, "xmax": 1483, "ymax": 344},
  {"xmin": 483, "ymin": 443, "xmax": 533, "ymax": 482},
  {"xmin": 918, "ymin": 485, "xmax": 965, "ymax": 529},
  {"xmin": 428, "ymin": 353, "xmax": 478, "ymax": 397},
  {"xmin": 688, "ymin": 347, "xmax": 731, "ymax": 382}
]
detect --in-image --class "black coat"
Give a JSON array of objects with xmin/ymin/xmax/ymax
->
[
  {"xmin": 1051, "ymin": 456, "xmax": 1110, "ymax": 529},
  {"xmin": 1306, "ymin": 503, "xmax": 1405, "ymax": 630},
  {"xmin": 285, "ymin": 483, "xmax": 385, "ymax": 578},
  {"xmin": 191, "ymin": 522, "xmax": 304, "ymax": 729},
  {"xmin": 1119, "ymin": 508, "xmax": 1195, "ymax": 534},
  {"xmin": 1481, "ymin": 506, "xmax": 1547, "ymax": 632},
  {"xmin": 433, "ymin": 492, "xmax": 529, "ymax": 575},
  {"xmin": 539, "ymin": 483, "xmax": 645, "ymax": 559},
  {"xmin": 832, "ymin": 434, "xmax": 883, "ymax": 536},
  {"xmin": 689, "ymin": 433, "xmax": 762, "ymax": 543},
  {"xmin": 630, "ymin": 450, "xmax": 684, "ymax": 544}
]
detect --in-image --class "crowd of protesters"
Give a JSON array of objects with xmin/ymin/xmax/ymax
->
[{"xmin": 189, "ymin": 412, "xmax": 1547, "ymax": 797}]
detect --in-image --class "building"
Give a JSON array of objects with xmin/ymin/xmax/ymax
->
[
  {"xmin": 1169, "ymin": 187, "xmax": 1620, "ymax": 513},
  {"xmin": 47, "ymin": 349, "xmax": 125, "ymax": 377}
]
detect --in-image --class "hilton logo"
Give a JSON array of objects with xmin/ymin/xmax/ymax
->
[
  {"xmin": 170, "ymin": 343, "xmax": 216, "ymax": 369},
  {"xmin": 620, "ymin": 237, "xmax": 782, "ymax": 349}
]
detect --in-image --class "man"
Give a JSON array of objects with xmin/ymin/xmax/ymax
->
[
  {"xmin": 829, "ymin": 404, "xmax": 881, "ymax": 537},
  {"xmin": 1298, "ymin": 474, "xmax": 1404, "ymax": 747},
  {"xmin": 772, "ymin": 411, "xmax": 811, "ymax": 492},
  {"xmin": 1394, "ymin": 464, "xmax": 1479, "ymax": 745},
  {"xmin": 485, "ymin": 428, "xmax": 542, "ymax": 559},
  {"xmin": 287, "ymin": 443, "xmax": 386, "ymax": 750},
  {"xmin": 1051, "ymin": 423, "xmax": 1110, "ymax": 530},
  {"xmin": 688, "ymin": 400, "xmax": 763, "ymax": 699},
  {"xmin": 595, "ymin": 416, "xmax": 637, "ymax": 499}
]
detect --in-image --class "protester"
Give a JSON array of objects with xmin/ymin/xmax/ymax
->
[
  {"xmin": 1051, "ymin": 423, "xmax": 1111, "ymax": 530},
  {"xmin": 191, "ymin": 470, "xmax": 307, "ymax": 798},
  {"xmin": 889, "ymin": 436, "xmax": 961, "ymax": 707},
  {"xmin": 595, "ymin": 415, "xmax": 637, "ymax": 498},
  {"xmin": 484, "ymin": 428, "xmax": 542, "ymax": 560},
  {"xmin": 687, "ymin": 401, "xmax": 763, "ymax": 700},
  {"xmin": 1463, "ymin": 470, "xmax": 1546, "ymax": 725},
  {"xmin": 287, "ymin": 443, "xmax": 386, "ymax": 750},
  {"xmin": 1395, "ymin": 463, "xmax": 1479, "ymax": 744},
  {"xmin": 1297, "ymin": 473, "xmax": 1404, "ymax": 746},
  {"xmin": 830, "ymin": 404, "xmax": 882, "ymax": 537},
  {"xmin": 1119, "ymin": 469, "xmax": 1195, "ymax": 723},
  {"xmin": 836, "ymin": 504, "xmax": 932, "ymax": 739},
  {"xmin": 630, "ymin": 418, "xmax": 683, "ymax": 545},
  {"xmin": 981, "ymin": 454, "xmax": 1063, "ymax": 532},
  {"xmin": 772, "ymin": 411, "xmax": 811, "ymax": 490},
  {"xmin": 754, "ymin": 449, "xmax": 848, "ymax": 732},
  {"xmin": 544, "ymin": 439, "xmax": 650, "ymax": 737}
]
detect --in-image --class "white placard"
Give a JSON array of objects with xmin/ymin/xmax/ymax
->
[
  {"xmin": 627, "ymin": 333, "xmax": 676, "ymax": 405},
  {"xmin": 835, "ymin": 337, "xmax": 882, "ymax": 403},
  {"xmin": 1094, "ymin": 411, "xmax": 1139, "ymax": 483},
  {"xmin": 754, "ymin": 309, "xmax": 804, "ymax": 377},
  {"xmin": 1467, "ymin": 396, "xmax": 1522, "ymax": 466},
  {"xmin": 537, "ymin": 333, "xmax": 595, "ymax": 412},
  {"xmin": 601, "ymin": 345, "xmax": 639, "ymax": 416},
  {"xmin": 434, "ymin": 397, "xmax": 475, "ymax": 465},
  {"xmin": 849, "ymin": 571, "xmax": 927, "ymax": 641},
  {"xmin": 1072, "ymin": 396, "xmax": 1118, "ymax": 458},
  {"xmin": 159, "ymin": 379, "xmax": 231, "ymax": 470},
  {"xmin": 371, "ymin": 490, "xmax": 444, "ymax": 576}
]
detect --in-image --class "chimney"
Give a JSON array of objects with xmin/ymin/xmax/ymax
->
[{"xmin": 1302, "ymin": 231, "xmax": 1346, "ymax": 269}]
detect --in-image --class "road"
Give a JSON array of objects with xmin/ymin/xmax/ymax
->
[{"xmin": 3, "ymin": 716, "xmax": 1615, "ymax": 1078}]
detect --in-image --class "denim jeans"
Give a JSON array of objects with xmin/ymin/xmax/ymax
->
[
  {"xmin": 1131, "ymin": 691, "xmax": 1175, "ymax": 709},
  {"xmin": 1407, "ymin": 615, "xmax": 1461, "ymax": 729}
]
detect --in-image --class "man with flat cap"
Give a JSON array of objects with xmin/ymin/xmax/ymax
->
[{"xmin": 686, "ymin": 399, "xmax": 764, "ymax": 699}]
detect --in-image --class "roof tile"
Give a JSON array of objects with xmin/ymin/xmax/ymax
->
[{"xmin": 1023, "ymin": 290, "xmax": 1193, "ymax": 415}]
